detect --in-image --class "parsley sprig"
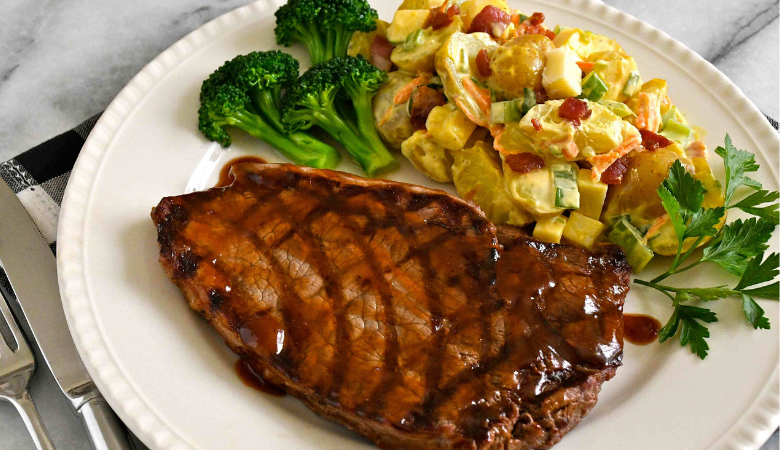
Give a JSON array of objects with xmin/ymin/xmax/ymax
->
[{"xmin": 636, "ymin": 135, "xmax": 779, "ymax": 359}]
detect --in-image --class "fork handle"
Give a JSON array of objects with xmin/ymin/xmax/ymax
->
[
  {"xmin": 10, "ymin": 390, "xmax": 55, "ymax": 450},
  {"xmin": 78, "ymin": 395, "xmax": 134, "ymax": 450}
]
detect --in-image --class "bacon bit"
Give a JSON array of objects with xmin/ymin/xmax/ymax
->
[
  {"xmin": 639, "ymin": 129, "xmax": 673, "ymax": 151},
  {"xmin": 535, "ymin": 88, "xmax": 548, "ymax": 104},
  {"xmin": 429, "ymin": 4, "xmax": 460, "ymax": 30},
  {"xmin": 577, "ymin": 61, "xmax": 595, "ymax": 73},
  {"xmin": 558, "ymin": 98, "xmax": 592, "ymax": 126},
  {"xmin": 544, "ymin": 29, "xmax": 557, "ymax": 40},
  {"xmin": 600, "ymin": 154, "xmax": 631, "ymax": 184},
  {"xmin": 528, "ymin": 12, "xmax": 545, "ymax": 25},
  {"xmin": 370, "ymin": 36, "xmax": 394, "ymax": 72},
  {"xmin": 409, "ymin": 86, "xmax": 447, "ymax": 131},
  {"xmin": 531, "ymin": 118, "xmax": 542, "ymax": 132},
  {"xmin": 589, "ymin": 133, "xmax": 641, "ymax": 181},
  {"xmin": 475, "ymin": 49, "xmax": 492, "ymax": 78},
  {"xmin": 460, "ymin": 77, "xmax": 492, "ymax": 127},
  {"xmin": 686, "ymin": 140, "xmax": 707, "ymax": 159},
  {"xmin": 517, "ymin": 11, "xmax": 550, "ymax": 36},
  {"xmin": 505, "ymin": 152, "xmax": 545, "ymax": 174},
  {"xmin": 468, "ymin": 5, "xmax": 511, "ymax": 37},
  {"xmin": 393, "ymin": 73, "xmax": 433, "ymax": 105}
]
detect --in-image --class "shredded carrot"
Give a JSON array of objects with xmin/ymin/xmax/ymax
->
[
  {"xmin": 460, "ymin": 77, "xmax": 492, "ymax": 127},
  {"xmin": 576, "ymin": 61, "xmax": 595, "ymax": 73},
  {"xmin": 393, "ymin": 73, "xmax": 432, "ymax": 105},
  {"xmin": 634, "ymin": 92, "xmax": 661, "ymax": 132},
  {"xmin": 378, "ymin": 105, "xmax": 395, "ymax": 126},
  {"xmin": 510, "ymin": 12, "xmax": 521, "ymax": 26},
  {"xmin": 589, "ymin": 134, "xmax": 641, "ymax": 181},
  {"xmin": 644, "ymin": 215, "xmax": 669, "ymax": 243}
]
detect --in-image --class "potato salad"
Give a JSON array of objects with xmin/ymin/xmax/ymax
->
[{"xmin": 350, "ymin": 0, "xmax": 723, "ymax": 271}]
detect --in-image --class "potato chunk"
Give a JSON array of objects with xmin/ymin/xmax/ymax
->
[
  {"xmin": 401, "ymin": 130, "xmax": 454, "ymax": 182},
  {"xmin": 562, "ymin": 211, "xmax": 605, "ymax": 249},
  {"xmin": 427, "ymin": 103, "xmax": 477, "ymax": 151}
]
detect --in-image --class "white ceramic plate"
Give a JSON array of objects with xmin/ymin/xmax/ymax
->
[{"xmin": 57, "ymin": 1, "xmax": 779, "ymax": 449}]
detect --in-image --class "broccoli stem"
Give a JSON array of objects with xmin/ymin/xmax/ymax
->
[
  {"xmin": 333, "ymin": 30, "xmax": 354, "ymax": 59},
  {"xmin": 230, "ymin": 108, "xmax": 340, "ymax": 169},
  {"xmin": 298, "ymin": 21, "xmax": 328, "ymax": 65},
  {"xmin": 251, "ymin": 88, "xmax": 340, "ymax": 162},
  {"xmin": 350, "ymin": 94, "xmax": 398, "ymax": 174},
  {"xmin": 311, "ymin": 107, "xmax": 396, "ymax": 176}
]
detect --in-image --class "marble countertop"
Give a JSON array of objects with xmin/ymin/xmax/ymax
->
[{"xmin": 0, "ymin": 1, "xmax": 777, "ymax": 449}]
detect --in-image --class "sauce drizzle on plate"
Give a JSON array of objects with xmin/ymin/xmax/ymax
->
[
  {"xmin": 624, "ymin": 313, "xmax": 661, "ymax": 345},
  {"xmin": 216, "ymin": 156, "xmax": 267, "ymax": 187}
]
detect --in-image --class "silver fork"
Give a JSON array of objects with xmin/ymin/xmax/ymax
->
[{"xmin": 0, "ymin": 289, "xmax": 55, "ymax": 450}]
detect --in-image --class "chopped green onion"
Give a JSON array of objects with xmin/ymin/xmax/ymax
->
[
  {"xmin": 403, "ymin": 29, "xmax": 425, "ymax": 51},
  {"xmin": 552, "ymin": 163, "xmax": 580, "ymax": 209}
]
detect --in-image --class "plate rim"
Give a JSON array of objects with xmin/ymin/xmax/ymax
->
[{"xmin": 56, "ymin": 0, "xmax": 780, "ymax": 449}]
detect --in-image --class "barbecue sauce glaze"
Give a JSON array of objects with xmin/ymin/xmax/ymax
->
[
  {"xmin": 234, "ymin": 357, "xmax": 286, "ymax": 397},
  {"xmin": 154, "ymin": 162, "xmax": 630, "ymax": 446}
]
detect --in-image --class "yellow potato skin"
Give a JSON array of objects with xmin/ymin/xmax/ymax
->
[{"xmin": 489, "ymin": 35, "xmax": 555, "ymax": 98}]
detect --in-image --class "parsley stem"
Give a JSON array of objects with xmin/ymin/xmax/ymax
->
[
  {"xmin": 634, "ymin": 279, "xmax": 676, "ymax": 301},
  {"xmin": 649, "ymin": 235, "xmax": 707, "ymax": 283}
]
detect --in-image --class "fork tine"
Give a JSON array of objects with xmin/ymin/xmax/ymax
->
[{"xmin": 0, "ymin": 289, "xmax": 29, "ymax": 358}]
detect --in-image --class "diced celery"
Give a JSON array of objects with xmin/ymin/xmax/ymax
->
[
  {"xmin": 661, "ymin": 105, "xmax": 680, "ymax": 128},
  {"xmin": 581, "ymin": 72, "xmax": 608, "ymax": 102},
  {"xmin": 659, "ymin": 118, "xmax": 694, "ymax": 147},
  {"xmin": 533, "ymin": 215, "xmax": 568, "ymax": 244},
  {"xmin": 551, "ymin": 163, "xmax": 580, "ymax": 209},
  {"xmin": 403, "ymin": 29, "xmax": 425, "ymax": 51},
  {"xmin": 490, "ymin": 100, "xmax": 521, "ymax": 124},
  {"xmin": 597, "ymin": 99, "xmax": 635, "ymax": 118},
  {"xmin": 491, "ymin": 90, "xmax": 535, "ymax": 125},
  {"xmin": 621, "ymin": 71, "xmax": 641, "ymax": 97},
  {"xmin": 553, "ymin": 24, "xmax": 567, "ymax": 34},
  {"xmin": 562, "ymin": 211, "xmax": 605, "ymax": 249},
  {"xmin": 607, "ymin": 217, "xmax": 654, "ymax": 272},
  {"xmin": 457, "ymin": 48, "xmax": 469, "ymax": 73}
]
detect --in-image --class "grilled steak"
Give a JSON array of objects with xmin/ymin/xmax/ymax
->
[{"xmin": 152, "ymin": 163, "xmax": 630, "ymax": 450}]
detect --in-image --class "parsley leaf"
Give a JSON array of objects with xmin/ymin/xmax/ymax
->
[
  {"xmin": 734, "ymin": 252, "xmax": 780, "ymax": 299},
  {"xmin": 662, "ymin": 159, "xmax": 704, "ymax": 217},
  {"xmin": 658, "ymin": 184, "xmax": 685, "ymax": 241},
  {"xmin": 700, "ymin": 218, "xmax": 776, "ymax": 276},
  {"xmin": 659, "ymin": 301, "xmax": 718, "ymax": 359},
  {"xmin": 685, "ymin": 207, "xmax": 725, "ymax": 239},
  {"xmin": 742, "ymin": 294, "xmax": 771, "ymax": 329},
  {"xmin": 731, "ymin": 189, "xmax": 780, "ymax": 225},
  {"xmin": 715, "ymin": 134, "xmax": 762, "ymax": 205}
]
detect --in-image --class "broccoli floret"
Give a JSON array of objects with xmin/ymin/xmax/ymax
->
[
  {"xmin": 199, "ymin": 51, "xmax": 340, "ymax": 169},
  {"xmin": 275, "ymin": 0, "xmax": 378, "ymax": 65},
  {"xmin": 281, "ymin": 56, "xmax": 398, "ymax": 176}
]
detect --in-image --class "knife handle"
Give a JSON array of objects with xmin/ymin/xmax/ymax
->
[{"xmin": 77, "ymin": 395, "xmax": 134, "ymax": 450}]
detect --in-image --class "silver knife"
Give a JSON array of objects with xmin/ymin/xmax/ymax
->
[{"xmin": 0, "ymin": 181, "xmax": 134, "ymax": 450}]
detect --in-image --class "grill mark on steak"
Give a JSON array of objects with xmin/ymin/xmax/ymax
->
[{"xmin": 151, "ymin": 163, "xmax": 630, "ymax": 450}]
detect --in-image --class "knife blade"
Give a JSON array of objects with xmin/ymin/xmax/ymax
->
[{"xmin": 0, "ymin": 181, "xmax": 133, "ymax": 450}]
